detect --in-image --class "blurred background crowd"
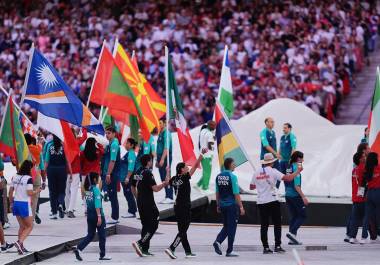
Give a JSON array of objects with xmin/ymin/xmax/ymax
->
[{"xmin": 0, "ymin": 0, "xmax": 379, "ymax": 128}]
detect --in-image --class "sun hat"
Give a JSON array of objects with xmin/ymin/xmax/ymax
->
[{"xmin": 261, "ymin": 153, "xmax": 278, "ymax": 165}]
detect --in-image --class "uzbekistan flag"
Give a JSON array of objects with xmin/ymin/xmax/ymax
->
[
  {"xmin": 215, "ymin": 101, "xmax": 248, "ymax": 170},
  {"xmin": 368, "ymin": 67, "xmax": 380, "ymax": 155}
]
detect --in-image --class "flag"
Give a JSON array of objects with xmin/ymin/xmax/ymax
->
[
  {"xmin": 89, "ymin": 44, "xmax": 151, "ymax": 142},
  {"xmin": 114, "ymin": 42, "xmax": 165, "ymax": 138},
  {"xmin": 89, "ymin": 44, "xmax": 139, "ymax": 116},
  {"xmin": 0, "ymin": 95, "xmax": 30, "ymax": 169},
  {"xmin": 37, "ymin": 112, "xmax": 79, "ymax": 164},
  {"xmin": 166, "ymin": 47, "xmax": 197, "ymax": 166},
  {"xmin": 22, "ymin": 48, "xmax": 104, "ymax": 135},
  {"xmin": 368, "ymin": 67, "xmax": 380, "ymax": 155},
  {"xmin": 217, "ymin": 46, "xmax": 234, "ymax": 118},
  {"xmin": 19, "ymin": 114, "xmax": 38, "ymax": 139},
  {"xmin": 214, "ymin": 101, "xmax": 248, "ymax": 170}
]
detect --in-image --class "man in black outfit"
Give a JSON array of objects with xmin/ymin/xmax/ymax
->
[
  {"xmin": 132, "ymin": 154, "xmax": 169, "ymax": 257},
  {"xmin": 165, "ymin": 152, "xmax": 204, "ymax": 259}
]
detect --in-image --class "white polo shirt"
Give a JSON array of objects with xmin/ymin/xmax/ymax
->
[
  {"xmin": 250, "ymin": 167, "xmax": 284, "ymax": 204},
  {"xmin": 199, "ymin": 128, "xmax": 214, "ymax": 158}
]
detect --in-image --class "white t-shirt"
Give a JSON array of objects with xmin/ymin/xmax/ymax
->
[
  {"xmin": 200, "ymin": 128, "xmax": 214, "ymax": 158},
  {"xmin": 250, "ymin": 167, "xmax": 284, "ymax": 204},
  {"xmin": 10, "ymin": 174, "xmax": 33, "ymax": 203}
]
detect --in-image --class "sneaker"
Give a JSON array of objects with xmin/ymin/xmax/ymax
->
[
  {"xmin": 344, "ymin": 236, "xmax": 350, "ymax": 243},
  {"xmin": 121, "ymin": 213, "xmax": 136, "ymax": 218},
  {"xmin": 288, "ymin": 241, "xmax": 302, "ymax": 245},
  {"xmin": 1, "ymin": 242, "xmax": 14, "ymax": 252},
  {"xmin": 263, "ymin": 248, "xmax": 273, "ymax": 254},
  {"xmin": 286, "ymin": 233, "xmax": 301, "ymax": 245},
  {"xmin": 132, "ymin": 242, "xmax": 143, "ymax": 257},
  {"xmin": 370, "ymin": 238, "xmax": 379, "ymax": 244},
  {"xmin": 99, "ymin": 256, "xmax": 112, "ymax": 260},
  {"xmin": 67, "ymin": 211, "xmax": 76, "ymax": 218},
  {"xmin": 103, "ymin": 192, "xmax": 109, "ymax": 202},
  {"xmin": 21, "ymin": 243, "xmax": 29, "ymax": 253},
  {"xmin": 360, "ymin": 238, "xmax": 369, "ymax": 244},
  {"xmin": 165, "ymin": 248, "xmax": 177, "ymax": 259},
  {"xmin": 14, "ymin": 241, "xmax": 24, "ymax": 255},
  {"xmin": 58, "ymin": 206, "xmax": 64, "ymax": 219},
  {"xmin": 50, "ymin": 214, "xmax": 58, "ymax": 220},
  {"xmin": 160, "ymin": 198, "xmax": 174, "ymax": 204},
  {"xmin": 35, "ymin": 214, "xmax": 41, "ymax": 224},
  {"xmin": 213, "ymin": 241, "xmax": 222, "ymax": 255},
  {"xmin": 226, "ymin": 252, "xmax": 239, "ymax": 257},
  {"xmin": 3, "ymin": 222, "xmax": 10, "ymax": 229},
  {"xmin": 142, "ymin": 251, "xmax": 154, "ymax": 257},
  {"xmin": 74, "ymin": 248, "xmax": 83, "ymax": 261},
  {"xmin": 185, "ymin": 253, "xmax": 197, "ymax": 258},
  {"xmin": 349, "ymin": 238, "xmax": 359, "ymax": 244},
  {"xmin": 274, "ymin": 246, "xmax": 286, "ymax": 253},
  {"xmin": 106, "ymin": 219, "xmax": 119, "ymax": 225}
]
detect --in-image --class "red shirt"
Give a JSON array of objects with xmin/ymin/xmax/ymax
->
[
  {"xmin": 352, "ymin": 164, "xmax": 366, "ymax": 203},
  {"xmin": 368, "ymin": 166, "xmax": 380, "ymax": 190},
  {"xmin": 70, "ymin": 130, "xmax": 88, "ymax": 174},
  {"xmin": 80, "ymin": 145, "xmax": 104, "ymax": 176}
]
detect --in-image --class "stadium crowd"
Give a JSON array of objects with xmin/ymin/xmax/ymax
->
[{"xmin": 0, "ymin": 0, "xmax": 379, "ymax": 127}]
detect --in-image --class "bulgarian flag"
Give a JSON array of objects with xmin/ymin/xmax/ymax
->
[
  {"xmin": 0, "ymin": 94, "xmax": 30, "ymax": 169},
  {"xmin": 368, "ymin": 67, "xmax": 380, "ymax": 155},
  {"xmin": 165, "ymin": 47, "xmax": 197, "ymax": 166},
  {"xmin": 217, "ymin": 46, "xmax": 234, "ymax": 118}
]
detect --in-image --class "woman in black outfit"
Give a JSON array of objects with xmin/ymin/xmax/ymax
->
[{"xmin": 165, "ymin": 152, "xmax": 204, "ymax": 259}]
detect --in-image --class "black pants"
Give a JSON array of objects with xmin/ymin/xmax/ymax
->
[
  {"xmin": 138, "ymin": 206, "xmax": 159, "ymax": 252},
  {"xmin": 258, "ymin": 201, "xmax": 282, "ymax": 248},
  {"xmin": 78, "ymin": 216, "xmax": 106, "ymax": 258},
  {"xmin": 47, "ymin": 167, "xmax": 67, "ymax": 215},
  {"xmin": 170, "ymin": 205, "xmax": 191, "ymax": 253},
  {"xmin": 106, "ymin": 174, "xmax": 119, "ymax": 220}
]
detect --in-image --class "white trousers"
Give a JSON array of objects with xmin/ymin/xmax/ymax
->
[{"xmin": 65, "ymin": 173, "xmax": 80, "ymax": 212}]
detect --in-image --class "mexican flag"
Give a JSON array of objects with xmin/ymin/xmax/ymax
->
[
  {"xmin": 165, "ymin": 47, "xmax": 197, "ymax": 166},
  {"xmin": 368, "ymin": 67, "xmax": 380, "ymax": 155},
  {"xmin": 217, "ymin": 46, "xmax": 234, "ymax": 118},
  {"xmin": 0, "ymin": 95, "xmax": 30, "ymax": 169}
]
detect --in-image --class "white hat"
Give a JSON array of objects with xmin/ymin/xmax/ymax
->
[{"xmin": 261, "ymin": 153, "xmax": 278, "ymax": 165}]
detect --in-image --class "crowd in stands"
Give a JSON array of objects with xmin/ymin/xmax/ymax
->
[{"xmin": 0, "ymin": 0, "xmax": 379, "ymax": 127}]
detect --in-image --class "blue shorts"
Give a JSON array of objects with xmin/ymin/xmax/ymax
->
[{"xmin": 13, "ymin": 201, "xmax": 32, "ymax": 218}]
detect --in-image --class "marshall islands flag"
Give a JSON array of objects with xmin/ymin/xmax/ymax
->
[{"xmin": 21, "ymin": 48, "xmax": 104, "ymax": 135}]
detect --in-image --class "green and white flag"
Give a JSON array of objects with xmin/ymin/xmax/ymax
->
[{"xmin": 217, "ymin": 45, "xmax": 234, "ymax": 118}]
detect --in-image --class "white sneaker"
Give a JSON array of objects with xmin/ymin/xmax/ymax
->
[
  {"xmin": 121, "ymin": 213, "xmax": 136, "ymax": 218},
  {"xmin": 50, "ymin": 214, "xmax": 58, "ymax": 220},
  {"xmin": 349, "ymin": 238, "xmax": 359, "ymax": 244},
  {"xmin": 360, "ymin": 238, "xmax": 369, "ymax": 244},
  {"xmin": 106, "ymin": 219, "xmax": 119, "ymax": 224},
  {"xmin": 3, "ymin": 223, "xmax": 10, "ymax": 229},
  {"xmin": 370, "ymin": 238, "xmax": 380, "ymax": 244},
  {"xmin": 162, "ymin": 198, "xmax": 174, "ymax": 204}
]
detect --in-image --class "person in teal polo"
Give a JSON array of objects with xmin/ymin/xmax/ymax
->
[
  {"xmin": 120, "ymin": 138, "xmax": 137, "ymax": 218},
  {"xmin": 156, "ymin": 118, "xmax": 173, "ymax": 204},
  {"xmin": 213, "ymin": 158, "xmax": 245, "ymax": 257},
  {"xmin": 102, "ymin": 126, "xmax": 121, "ymax": 224},
  {"xmin": 260, "ymin": 117, "xmax": 280, "ymax": 186},
  {"xmin": 279, "ymin": 123, "xmax": 297, "ymax": 174},
  {"xmin": 135, "ymin": 129, "xmax": 157, "ymax": 171}
]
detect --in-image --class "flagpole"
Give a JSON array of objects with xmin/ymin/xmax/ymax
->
[
  {"xmin": 165, "ymin": 46, "xmax": 170, "ymax": 172},
  {"xmin": 0, "ymin": 92, "xmax": 11, "ymax": 145},
  {"xmin": 0, "ymin": 84, "xmax": 36, "ymax": 131},
  {"xmin": 8, "ymin": 90, "xmax": 20, "ymax": 169},
  {"xmin": 20, "ymin": 43, "xmax": 35, "ymax": 105},
  {"xmin": 216, "ymin": 100, "xmax": 256, "ymax": 171},
  {"xmin": 87, "ymin": 40, "xmax": 107, "ymax": 108}
]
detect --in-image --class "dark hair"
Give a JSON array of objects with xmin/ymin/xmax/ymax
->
[
  {"xmin": 224, "ymin": 158, "xmax": 234, "ymax": 170},
  {"xmin": 289, "ymin": 151, "xmax": 304, "ymax": 165},
  {"xmin": 264, "ymin": 118, "xmax": 270, "ymax": 123},
  {"xmin": 84, "ymin": 137, "xmax": 97, "ymax": 162},
  {"xmin": 127, "ymin": 138, "xmax": 137, "ymax": 149},
  {"xmin": 364, "ymin": 152, "xmax": 378, "ymax": 182},
  {"xmin": 357, "ymin": 143, "xmax": 368, "ymax": 154},
  {"xmin": 151, "ymin": 127, "xmax": 158, "ymax": 135},
  {"xmin": 140, "ymin": 154, "xmax": 152, "ymax": 167},
  {"xmin": 84, "ymin": 172, "xmax": 99, "ymax": 191},
  {"xmin": 31, "ymin": 137, "xmax": 37, "ymax": 145},
  {"xmin": 24, "ymin": 133, "xmax": 33, "ymax": 145},
  {"xmin": 53, "ymin": 135, "xmax": 62, "ymax": 150},
  {"xmin": 176, "ymin": 162, "xmax": 186, "ymax": 175},
  {"xmin": 160, "ymin": 117, "xmax": 166, "ymax": 123},
  {"xmin": 17, "ymin": 160, "xmax": 33, "ymax": 176},
  {"xmin": 284, "ymin": 123, "xmax": 292, "ymax": 129},
  {"xmin": 105, "ymin": 126, "xmax": 116, "ymax": 133},
  {"xmin": 353, "ymin": 152, "xmax": 362, "ymax": 166}
]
